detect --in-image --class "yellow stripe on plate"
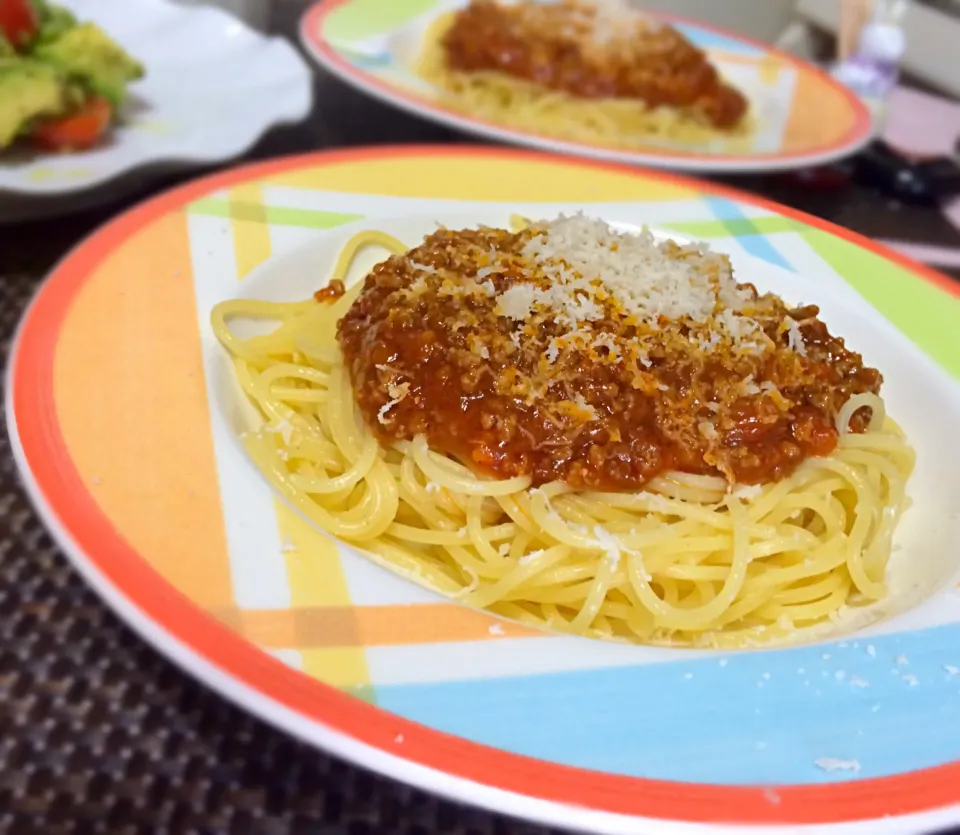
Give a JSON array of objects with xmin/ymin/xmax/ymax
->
[
  {"xmin": 230, "ymin": 183, "xmax": 273, "ymax": 279},
  {"xmin": 225, "ymin": 186, "xmax": 373, "ymax": 686},
  {"xmin": 265, "ymin": 155, "xmax": 699, "ymax": 202}
]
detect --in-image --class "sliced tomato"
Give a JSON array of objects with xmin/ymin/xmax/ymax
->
[
  {"xmin": 0, "ymin": 0, "xmax": 38, "ymax": 49},
  {"xmin": 32, "ymin": 96, "xmax": 112, "ymax": 151}
]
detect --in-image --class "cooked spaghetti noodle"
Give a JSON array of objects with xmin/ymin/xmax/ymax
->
[
  {"xmin": 211, "ymin": 219, "xmax": 914, "ymax": 648},
  {"xmin": 417, "ymin": 1, "xmax": 754, "ymax": 152}
]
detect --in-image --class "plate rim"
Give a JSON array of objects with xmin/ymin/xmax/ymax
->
[
  {"xmin": 0, "ymin": 0, "xmax": 314, "ymax": 200},
  {"xmin": 8, "ymin": 144, "xmax": 960, "ymax": 834},
  {"xmin": 299, "ymin": 0, "xmax": 874, "ymax": 173}
]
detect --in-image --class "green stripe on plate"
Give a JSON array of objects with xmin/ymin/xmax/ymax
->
[
  {"xmin": 802, "ymin": 229, "xmax": 960, "ymax": 381},
  {"xmin": 665, "ymin": 216, "xmax": 802, "ymax": 238},
  {"xmin": 323, "ymin": 0, "xmax": 439, "ymax": 43}
]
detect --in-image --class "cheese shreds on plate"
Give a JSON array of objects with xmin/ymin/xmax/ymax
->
[{"xmin": 509, "ymin": 214, "xmax": 764, "ymax": 348}]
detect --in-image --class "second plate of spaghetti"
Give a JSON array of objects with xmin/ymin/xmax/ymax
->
[{"xmin": 301, "ymin": 0, "xmax": 874, "ymax": 172}]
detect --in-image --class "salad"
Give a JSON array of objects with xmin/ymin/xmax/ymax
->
[{"xmin": 0, "ymin": 0, "xmax": 144, "ymax": 152}]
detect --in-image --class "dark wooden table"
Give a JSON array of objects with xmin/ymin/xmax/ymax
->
[{"xmin": 2, "ymin": 3, "xmax": 960, "ymax": 834}]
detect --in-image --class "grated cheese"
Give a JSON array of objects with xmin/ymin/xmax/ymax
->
[
  {"xmin": 569, "ymin": 393, "xmax": 598, "ymax": 421},
  {"xmin": 732, "ymin": 483, "xmax": 763, "ymax": 500},
  {"xmin": 503, "ymin": 214, "xmax": 772, "ymax": 356},
  {"xmin": 545, "ymin": 340, "xmax": 561, "ymax": 364},
  {"xmin": 519, "ymin": 549, "xmax": 545, "ymax": 565},
  {"xmin": 496, "ymin": 283, "xmax": 537, "ymax": 321},
  {"xmin": 815, "ymin": 757, "xmax": 861, "ymax": 773},
  {"xmin": 786, "ymin": 317, "xmax": 807, "ymax": 356},
  {"xmin": 591, "ymin": 524, "xmax": 637, "ymax": 570},
  {"xmin": 264, "ymin": 417, "xmax": 295, "ymax": 445},
  {"xmin": 377, "ymin": 378, "xmax": 411, "ymax": 424},
  {"xmin": 578, "ymin": 0, "xmax": 660, "ymax": 46}
]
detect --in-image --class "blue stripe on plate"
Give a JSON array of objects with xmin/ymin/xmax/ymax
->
[
  {"xmin": 675, "ymin": 24, "xmax": 764, "ymax": 56},
  {"xmin": 704, "ymin": 196, "xmax": 796, "ymax": 272},
  {"xmin": 340, "ymin": 48, "xmax": 393, "ymax": 68},
  {"xmin": 374, "ymin": 622, "xmax": 960, "ymax": 784}
]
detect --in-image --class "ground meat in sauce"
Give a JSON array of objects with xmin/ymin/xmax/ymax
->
[
  {"xmin": 441, "ymin": 0, "xmax": 748, "ymax": 130},
  {"xmin": 335, "ymin": 227, "xmax": 881, "ymax": 492}
]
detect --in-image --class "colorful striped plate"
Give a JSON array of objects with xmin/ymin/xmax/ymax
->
[
  {"xmin": 299, "ymin": 0, "xmax": 874, "ymax": 173},
  {"xmin": 9, "ymin": 146, "xmax": 960, "ymax": 834}
]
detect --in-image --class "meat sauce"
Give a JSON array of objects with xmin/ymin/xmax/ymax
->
[
  {"xmin": 441, "ymin": 0, "xmax": 748, "ymax": 129},
  {"xmin": 335, "ymin": 228, "xmax": 881, "ymax": 491}
]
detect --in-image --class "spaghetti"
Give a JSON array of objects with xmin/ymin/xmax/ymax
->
[
  {"xmin": 417, "ymin": 0, "xmax": 754, "ymax": 152},
  {"xmin": 211, "ymin": 218, "xmax": 914, "ymax": 648}
]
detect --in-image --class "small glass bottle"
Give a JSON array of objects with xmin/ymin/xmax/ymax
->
[{"xmin": 832, "ymin": 0, "xmax": 910, "ymax": 128}]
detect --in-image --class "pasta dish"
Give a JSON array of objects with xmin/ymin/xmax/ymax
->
[
  {"xmin": 417, "ymin": 0, "xmax": 752, "ymax": 149},
  {"xmin": 211, "ymin": 215, "xmax": 914, "ymax": 647}
]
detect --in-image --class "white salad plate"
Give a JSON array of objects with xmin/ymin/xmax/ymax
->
[{"xmin": 0, "ymin": 0, "xmax": 312, "ymax": 222}]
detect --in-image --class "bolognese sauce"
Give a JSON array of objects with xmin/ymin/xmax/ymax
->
[
  {"xmin": 441, "ymin": 0, "xmax": 748, "ymax": 130},
  {"xmin": 336, "ymin": 217, "xmax": 880, "ymax": 491}
]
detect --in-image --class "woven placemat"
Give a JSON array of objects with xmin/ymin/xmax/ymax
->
[{"xmin": 0, "ymin": 270, "xmax": 568, "ymax": 835}]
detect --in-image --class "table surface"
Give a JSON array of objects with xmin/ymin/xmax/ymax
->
[{"xmin": 3, "ymin": 3, "xmax": 960, "ymax": 834}]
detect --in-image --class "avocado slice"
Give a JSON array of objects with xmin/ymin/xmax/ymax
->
[
  {"xmin": 33, "ymin": 22, "xmax": 143, "ymax": 108},
  {"xmin": 0, "ymin": 58, "xmax": 66, "ymax": 149},
  {"xmin": 30, "ymin": 0, "xmax": 79, "ymax": 46}
]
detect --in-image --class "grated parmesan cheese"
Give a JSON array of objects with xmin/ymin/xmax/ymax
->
[
  {"xmin": 581, "ymin": 0, "xmax": 660, "ymax": 46},
  {"xmin": 786, "ymin": 317, "xmax": 807, "ymax": 356},
  {"xmin": 496, "ymin": 214, "xmax": 774, "ymax": 362},
  {"xmin": 264, "ymin": 417, "xmax": 295, "ymax": 445},
  {"xmin": 519, "ymin": 549, "xmax": 545, "ymax": 565},
  {"xmin": 572, "ymin": 393, "xmax": 598, "ymax": 420},
  {"xmin": 591, "ymin": 524, "xmax": 638, "ymax": 570},
  {"xmin": 377, "ymin": 378, "xmax": 411, "ymax": 424},
  {"xmin": 545, "ymin": 340, "xmax": 561, "ymax": 364},
  {"xmin": 815, "ymin": 757, "xmax": 861, "ymax": 773},
  {"xmin": 496, "ymin": 283, "xmax": 537, "ymax": 321},
  {"xmin": 732, "ymin": 483, "xmax": 764, "ymax": 500},
  {"xmin": 519, "ymin": 215, "xmax": 719, "ymax": 327}
]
